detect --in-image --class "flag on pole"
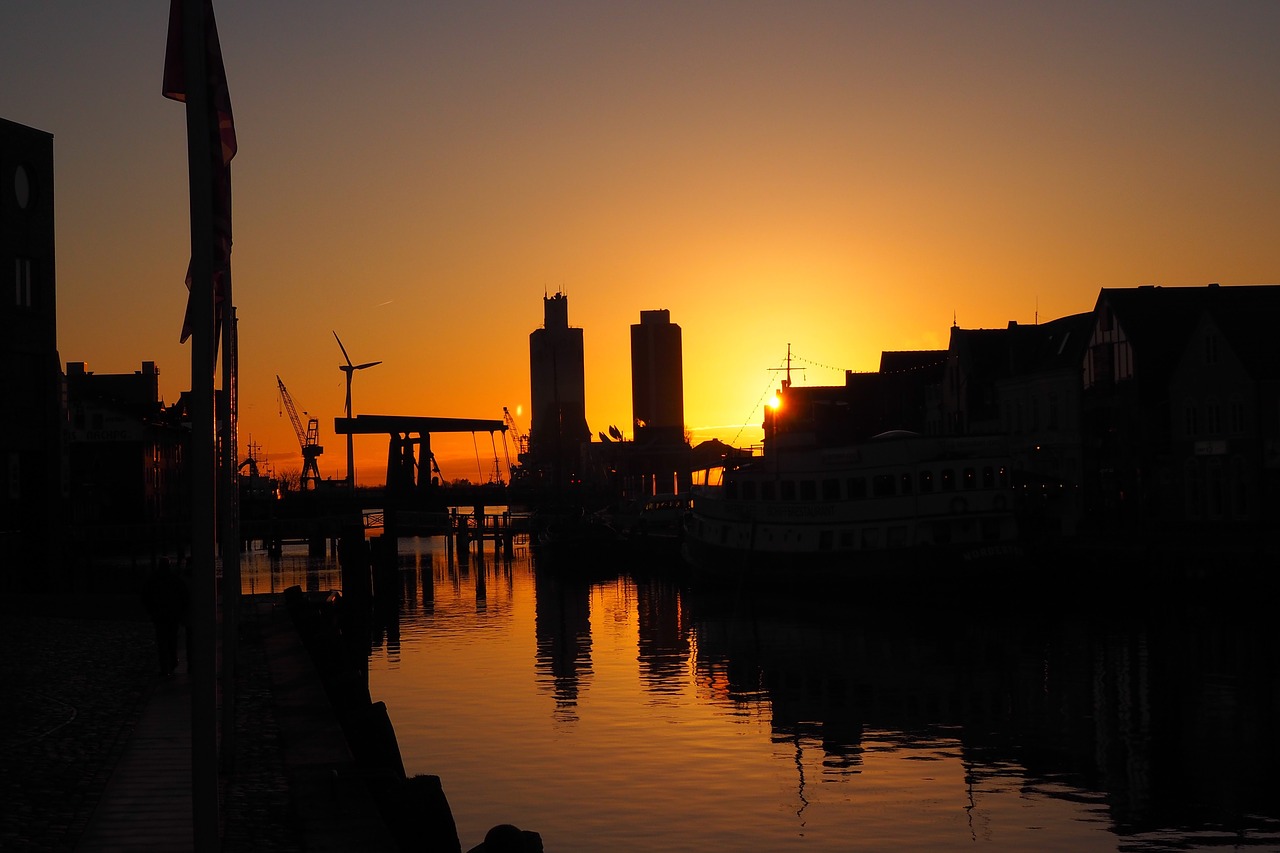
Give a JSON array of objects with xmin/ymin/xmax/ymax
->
[{"xmin": 163, "ymin": 0, "xmax": 237, "ymax": 344}]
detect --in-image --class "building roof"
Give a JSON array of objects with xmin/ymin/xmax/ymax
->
[
  {"xmin": 878, "ymin": 350, "xmax": 946, "ymax": 374},
  {"xmin": 1100, "ymin": 284, "xmax": 1280, "ymax": 381}
]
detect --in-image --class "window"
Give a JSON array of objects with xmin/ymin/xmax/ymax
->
[
  {"xmin": 741, "ymin": 481, "xmax": 756, "ymax": 500},
  {"xmin": 822, "ymin": 478, "xmax": 840, "ymax": 501},
  {"xmin": 900, "ymin": 472, "xmax": 913, "ymax": 494},
  {"xmin": 761, "ymin": 481, "xmax": 775, "ymax": 500},
  {"xmin": 1207, "ymin": 458, "xmax": 1225, "ymax": 519},
  {"xmin": 14, "ymin": 258, "xmax": 32, "ymax": 308},
  {"xmin": 941, "ymin": 468, "xmax": 955, "ymax": 492},
  {"xmin": 963, "ymin": 467, "xmax": 977, "ymax": 490},
  {"xmin": 780, "ymin": 480, "xmax": 796, "ymax": 501},
  {"xmin": 919, "ymin": 470, "xmax": 933, "ymax": 493},
  {"xmin": 1206, "ymin": 400, "xmax": 1221, "ymax": 435},
  {"xmin": 982, "ymin": 466, "xmax": 995, "ymax": 488},
  {"xmin": 1230, "ymin": 398, "xmax": 1245, "ymax": 434},
  {"xmin": 872, "ymin": 474, "xmax": 895, "ymax": 497},
  {"xmin": 799, "ymin": 480, "xmax": 816, "ymax": 501},
  {"xmin": 847, "ymin": 477, "xmax": 867, "ymax": 499},
  {"xmin": 1184, "ymin": 400, "xmax": 1199, "ymax": 437},
  {"xmin": 1090, "ymin": 343, "xmax": 1114, "ymax": 388}
]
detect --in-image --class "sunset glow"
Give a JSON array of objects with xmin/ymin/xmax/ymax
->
[{"xmin": 6, "ymin": 2, "xmax": 1278, "ymax": 483}]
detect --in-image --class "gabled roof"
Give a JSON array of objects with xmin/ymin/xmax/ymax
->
[
  {"xmin": 1099, "ymin": 284, "xmax": 1280, "ymax": 380},
  {"xmin": 1008, "ymin": 312, "xmax": 1093, "ymax": 375}
]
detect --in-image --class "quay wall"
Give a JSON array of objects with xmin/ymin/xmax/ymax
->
[{"xmin": 276, "ymin": 585, "xmax": 463, "ymax": 853}]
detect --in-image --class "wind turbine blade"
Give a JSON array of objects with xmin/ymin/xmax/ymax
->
[
  {"xmin": 354, "ymin": 360, "xmax": 383, "ymax": 370},
  {"xmin": 333, "ymin": 331, "xmax": 353, "ymax": 367}
]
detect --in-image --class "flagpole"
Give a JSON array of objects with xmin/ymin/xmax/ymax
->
[
  {"xmin": 219, "ymin": 277, "xmax": 239, "ymax": 773},
  {"xmin": 180, "ymin": 0, "xmax": 219, "ymax": 848}
]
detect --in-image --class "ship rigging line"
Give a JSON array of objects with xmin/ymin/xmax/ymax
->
[{"xmin": 730, "ymin": 353, "xmax": 789, "ymax": 448}]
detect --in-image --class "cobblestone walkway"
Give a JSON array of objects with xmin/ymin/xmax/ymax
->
[
  {"xmin": 0, "ymin": 605, "xmax": 154, "ymax": 852},
  {"xmin": 1, "ymin": 597, "xmax": 307, "ymax": 852}
]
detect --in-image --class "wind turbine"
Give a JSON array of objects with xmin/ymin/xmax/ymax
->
[{"xmin": 334, "ymin": 331, "xmax": 381, "ymax": 488}]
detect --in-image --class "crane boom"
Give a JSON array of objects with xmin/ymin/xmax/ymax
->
[
  {"xmin": 276, "ymin": 375, "xmax": 324, "ymax": 489},
  {"xmin": 502, "ymin": 406, "xmax": 529, "ymax": 456}
]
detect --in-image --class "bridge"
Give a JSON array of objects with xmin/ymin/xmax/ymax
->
[{"xmin": 334, "ymin": 413, "xmax": 508, "ymax": 497}]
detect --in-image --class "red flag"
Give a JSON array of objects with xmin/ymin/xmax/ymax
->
[{"xmin": 163, "ymin": 0, "xmax": 236, "ymax": 344}]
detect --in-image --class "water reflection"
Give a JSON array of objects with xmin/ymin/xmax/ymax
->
[
  {"xmin": 534, "ymin": 573, "xmax": 593, "ymax": 723},
  {"xmin": 245, "ymin": 540, "xmax": 1280, "ymax": 851}
]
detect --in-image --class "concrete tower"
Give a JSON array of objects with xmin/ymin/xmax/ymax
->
[
  {"xmin": 528, "ymin": 292, "xmax": 590, "ymax": 470},
  {"xmin": 630, "ymin": 309, "xmax": 684, "ymax": 446}
]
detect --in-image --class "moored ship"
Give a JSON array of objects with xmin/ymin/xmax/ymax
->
[{"xmin": 684, "ymin": 428, "xmax": 1020, "ymax": 575}]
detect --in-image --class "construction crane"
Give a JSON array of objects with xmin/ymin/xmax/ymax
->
[
  {"xmin": 503, "ymin": 407, "xmax": 529, "ymax": 456},
  {"xmin": 277, "ymin": 375, "xmax": 324, "ymax": 490}
]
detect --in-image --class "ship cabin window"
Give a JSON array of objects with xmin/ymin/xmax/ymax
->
[
  {"xmin": 900, "ymin": 473, "xmax": 913, "ymax": 494},
  {"xmin": 998, "ymin": 466, "xmax": 1009, "ymax": 488},
  {"xmin": 822, "ymin": 478, "xmax": 840, "ymax": 501},
  {"xmin": 919, "ymin": 470, "xmax": 933, "ymax": 493},
  {"xmin": 941, "ymin": 468, "xmax": 955, "ymax": 491},
  {"xmin": 840, "ymin": 530, "xmax": 854, "ymax": 548},
  {"xmin": 861, "ymin": 527, "xmax": 880, "ymax": 549},
  {"xmin": 847, "ymin": 477, "xmax": 867, "ymax": 500},
  {"xmin": 887, "ymin": 526, "xmax": 907, "ymax": 548},
  {"xmin": 780, "ymin": 480, "xmax": 796, "ymax": 500},
  {"xmin": 872, "ymin": 474, "xmax": 895, "ymax": 497},
  {"xmin": 741, "ymin": 481, "xmax": 757, "ymax": 500},
  {"xmin": 963, "ymin": 467, "xmax": 977, "ymax": 490},
  {"xmin": 982, "ymin": 466, "xmax": 995, "ymax": 488},
  {"xmin": 819, "ymin": 530, "xmax": 833, "ymax": 551},
  {"xmin": 725, "ymin": 480, "xmax": 739, "ymax": 500},
  {"xmin": 800, "ymin": 480, "xmax": 817, "ymax": 501},
  {"xmin": 762, "ymin": 481, "xmax": 776, "ymax": 500}
]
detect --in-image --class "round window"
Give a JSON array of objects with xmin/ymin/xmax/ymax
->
[{"xmin": 15, "ymin": 164, "xmax": 31, "ymax": 209}]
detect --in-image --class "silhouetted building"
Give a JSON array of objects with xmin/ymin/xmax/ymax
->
[
  {"xmin": 767, "ymin": 351, "xmax": 945, "ymax": 445},
  {"xmin": 631, "ymin": 310, "xmax": 684, "ymax": 444},
  {"xmin": 994, "ymin": 314, "xmax": 1092, "ymax": 537},
  {"xmin": 1, "ymin": 118, "xmax": 62, "ymax": 586},
  {"xmin": 1082, "ymin": 283, "xmax": 1280, "ymax": 532},
  {"xmin": 627, "ymin": 309, "xmax": 689, "ymax": 495},
  {"xmin": 65, "ymin": 361, "xmax": 187, "ymax": 556},
  {"xmin": 528, "ymin": 292, "xmax": 590, "ymax": 481}
]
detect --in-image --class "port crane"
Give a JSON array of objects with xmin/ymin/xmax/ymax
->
[
  {"xmin": 502, "ymin": 407, "xmax": 529, "ymax": 456},
  {"xmin": 276, "ymin": 375, "xmax": 324, "ymax": 490}
]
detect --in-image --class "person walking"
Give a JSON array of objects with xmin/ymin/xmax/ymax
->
[{"xmin": 142, "ymin": 557, "xmax": 187, "ymax": 676}]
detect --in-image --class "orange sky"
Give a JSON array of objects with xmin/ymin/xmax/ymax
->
[{"xmin": 6, "ymin": 1, "xmax": 1279, "ymax": 483}]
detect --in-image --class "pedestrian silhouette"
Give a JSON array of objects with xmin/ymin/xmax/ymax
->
[{"xmin": 142, "ymin": 558, "xmax": 188, "ymax": 676}]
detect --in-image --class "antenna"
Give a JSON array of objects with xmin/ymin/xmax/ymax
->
[{"xmin": 768, "ymin": 343, "xmax": 794, "ymax": 388}]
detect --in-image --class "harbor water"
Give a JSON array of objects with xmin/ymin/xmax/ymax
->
[{"xmin": 240, "ymin": 537, "xmax": 1280, "ymax": 852}]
